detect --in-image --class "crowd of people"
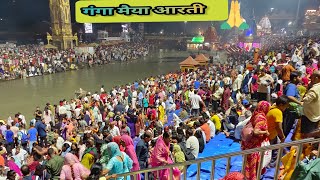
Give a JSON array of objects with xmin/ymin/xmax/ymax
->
[
  {"xmin": 0, "ymin": 41, "xmax": 150, "ymax": 80},
  {"xmin": 0, "ymin": 34, "xmax": 319, "ymax": 180}
]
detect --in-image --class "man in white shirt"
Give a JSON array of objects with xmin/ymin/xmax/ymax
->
[
  {"xmin": 207, "ymin": 119, "xmax": 216, "ymax": 139},
  {"xmin": 190, "ymin": 90, "xmax": 204, "ymax": 117},
  {"xmin": 232, "ymin": 73, "xmax": 243, "ymax": 104},
  {"xmin": 186, "ymin": 129, "xmax": 199, "ymax": 159},
  {"xmin": 92, "ymin": 92, "xmax": 100, "ymax": 101},
  {"xmin": 100, "ymin": 85, "xmax": 105, "ymax": 93},
  {"xmin": 108, "ymin": 121, "xmax": 120, "ymax": 137},
  {"xmin": 12, "ymin": 146, "xmax": 28, "ymax": 167},
  {"xmin": 58, "ymin": 104, "xmax": 67, "ymax": 118},
  {"xmin": 302, "ymin": 71, "xmax": 320, "ymax": 138}
]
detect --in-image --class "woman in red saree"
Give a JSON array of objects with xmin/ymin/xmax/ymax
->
[
  {"xmin": 150, "ymin": 132, "xmax": 180, "ymax": 180},
  {"xmin": 241, "ymin": 101, "xmax": 270, "ymax": 180}
]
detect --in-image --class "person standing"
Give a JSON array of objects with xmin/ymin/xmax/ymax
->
[
  {"xmin": 190, "ymin": 90, "xmax": 205, "ymax": 117},
  {"xmin": 283, "ymin": 72, "xmax": 302, "ymax": 137},
  {"xmin": 266, "ymin": 96, "xmax": 289, "ymax": 166},
  {"xmin": 135, "ymin": 132, "xmax": 151, "ymax": 169},
  {"xmin": 241, "ymin": 101, "xmax": 270, "ymax": 180},
  {"xmin": 232, "ymin": 73, "xmax": 243, "ymax": 104},
  {"xmin": 5, "ymin": 125, "xmax": 14, "ymax": 152},
  {"xmin": 27, "ymin": 123, "xmax": 38, "ymax": 153},
  {"xmin": 267, "ymin": 96, "xmax": 289, "ymax": 144},
  {"xmin": 34, "ymin": 107, "xmax": 42, "ymax": 122},
  {"xmin": 302, "ymin": 71, "xmax": 320, "ymax": 138},
  {"xmin": 35, "ymin": 118, "xmax": 47, "ymax": 147},
  {"xmin": 257, "ymin": 69, "xmax": 274, "ymax": 102},
  {"xmin": 282, "ymin": 62, "xmax": 296, "ymax": 82},
  {"xmin": 150, "ymin": 132, "xmax": 180, "ymax": 180}
]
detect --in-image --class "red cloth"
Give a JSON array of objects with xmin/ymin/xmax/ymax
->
[
  {"xmin": 221, "ymin": 172, "xmax": 245, "ymax": 180},
  {"xmin": 112, "ymin": 136, "xmax": 125, "ymax": 151},
  {"xmin": 241, "ymin": 101, "xmax": 270, "ymax": 180}
]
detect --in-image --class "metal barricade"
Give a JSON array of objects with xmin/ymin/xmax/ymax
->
[{"xmin": 116, "ymin": 138, "xmax": 320, "ymax": 180}]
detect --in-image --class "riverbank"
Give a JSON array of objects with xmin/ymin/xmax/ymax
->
[{"xmin": 0, "ymin": 50, "xmax": 193, "ymax": 120}]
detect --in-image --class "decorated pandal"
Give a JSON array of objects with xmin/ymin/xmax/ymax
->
[
  {"xmin": 187, "ymin": 26, "xmax": 220, "ymax": 51},
  {"xmin": 238, "ymin": 35, "xmax": 261, "ymax": 52},
  {"xmin": 257, "ymin": 16, "xmax": 272, "ymax": 36},
  {"xmin": 304, "ymin": 7, "xmax": 320, "ymax": 33}
]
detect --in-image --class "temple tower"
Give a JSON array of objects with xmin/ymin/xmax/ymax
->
[{"xmin": 47, "ymin": 0, "xmax": 78, "ymax": 49}]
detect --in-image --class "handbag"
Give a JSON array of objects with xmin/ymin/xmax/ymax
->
[
  {"xmin": 241, "ymin": 120, "xmax": 254, "ymax": 142},
  {"xmin": 260, "ymin": 140, "xmax": 272, "ymax": 169}
]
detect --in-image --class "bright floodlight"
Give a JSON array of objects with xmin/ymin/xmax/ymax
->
[{"xmin": 288, "ymin": 22, "xmax": 292, "ymax": 26}]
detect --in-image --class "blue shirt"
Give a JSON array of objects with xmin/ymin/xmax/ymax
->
[
  {"xmin": 35, "ymin": 121, "xmax": 47, "ymax": 137},
  {"xmin": 134, "ymin": 82, "xmax": 139, "ymax": 89},
  {"xmin": 194, "ymin": 81, "xmax": 200, "ymax": 89},
  {"xmin": 28, "ymin": 127, "xmax": 38, "ymax": 141},
  {"xmin": 285, "ymin": 83, "xmax": 300, "ymax": 100},
  {"xmin": 5, "ymin": 130, "xmax": 14, "ymax": 143}
]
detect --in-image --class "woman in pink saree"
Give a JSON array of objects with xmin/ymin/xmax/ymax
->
[
  {"xmin": 121, "ymin": 134, "xmax": 141, "ymax": 180},
  {"xmin": 7, "ymin": 156, "xmax": 22, "ymax": 177},
  {"xmin": 60, "ymin": 153, "xmax": 90, "ymax": 180},
  {"xmin": 150, "ymin": 132, "xmax": 180, "ymax": 180}
]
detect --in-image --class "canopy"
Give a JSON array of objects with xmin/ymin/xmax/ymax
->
[
  {"xmin": 179, "ymin": 56, "xmax": 200, "ymax": 66},
  {"xmin": 195, "ymin": 54, "xmax": 209, "ymax": 63}
]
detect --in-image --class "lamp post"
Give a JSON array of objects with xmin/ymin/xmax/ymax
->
[
  {"xmin": 295, "ymin": 0, "xmax": 301, "ymax": 31},
  {"xmin": 184, "ymin": 21, "xmax": 187, "ymax": 35}
]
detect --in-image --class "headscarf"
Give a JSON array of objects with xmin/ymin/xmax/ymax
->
[
  {"xmin": 99, "ymin": 144, "xmax": 110, "ymax": 169},
  {"xmin": 172, "ymin": 144, "xmax": 185, "ymax": 171},
  {"xmin": 249, "ymin": 101, "xmax": 270, "ymax": 123},
  {"xmin": 121, "ymin": 135, "xmax": 140, "ymax": 171},
  {"xmin": 81, "ymin": 153, "xmax": 95, "ymax": 170},
  {"xmin": 112, "ymin": 136, "xmax": 125, "ymax": 151},
  {"xmin": 60, "ymin": 153, "xmax": 90, "ymax": 180},
  {"xmin": 64, "ymin": 153, "xmax": 80, "ymax": 165},
  {"xmin": 107, "ymin": 142, "xmax": 122, "ymax": 158},
  {"xmin": 220, "ymin": 172, "xmax": 245, "ymax": 180}
]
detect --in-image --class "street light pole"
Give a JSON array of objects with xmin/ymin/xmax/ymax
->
[{"xmin": 295, "ymin": 0, "xmax": 301, "ymax": 27}]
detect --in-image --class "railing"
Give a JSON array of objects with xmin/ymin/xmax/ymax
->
[{"xmin": 116, "ymin": 138, "xmax": 320, "ymax": 180}]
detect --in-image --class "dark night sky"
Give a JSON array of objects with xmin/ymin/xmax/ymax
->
[{"xmin": 0, "ymin": 0, "xmax": 319, "ymax": 33}]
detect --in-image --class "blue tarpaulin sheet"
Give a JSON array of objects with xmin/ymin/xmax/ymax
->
[{"xmin": 165, "ymin": 110, "xmax": 295, "ymax": 180}]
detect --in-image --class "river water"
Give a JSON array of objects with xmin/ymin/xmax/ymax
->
[{"xmin": 0, "ymin": 49, "xmax": 190, "ymax": 120}]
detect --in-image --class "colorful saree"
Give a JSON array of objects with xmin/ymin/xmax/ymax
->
[
  {"xmin": 150, "ymin": 136, "xmax": 180, "ymax": 180},
  {"xmin": 121, "ymin": 135, "xmax": 141, "ymax": 180},
  {"xmin": 241, "ymin": 101, "xmax": 270, "ymax": 180}
]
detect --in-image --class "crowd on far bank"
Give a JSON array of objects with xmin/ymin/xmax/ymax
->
[
  {"xmin": 0, "ymin": 41, "xmax": 150, "ymax": 81},
  {"xmin": 0, "ymin": 34, "xmax": 319, "ymax": 180}
]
